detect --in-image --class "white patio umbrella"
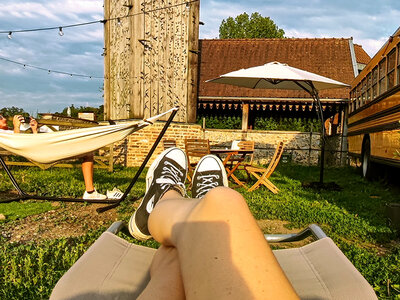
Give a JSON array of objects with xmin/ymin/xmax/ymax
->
[
  {"xmin": 207, "ymin": 61, "xmax": 348, "ymax": 91},
  {"xmin": 207, "ymin": 61, "xmax": 350, "ymax": 184}
]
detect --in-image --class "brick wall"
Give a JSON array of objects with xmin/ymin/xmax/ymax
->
[
  {"xmin": 115, "ymin": 122, "xmax": 345, "ymax": 167},
  {"xmin": 113, "ymin": 122, "xmax": 203, "ymax": 167}
]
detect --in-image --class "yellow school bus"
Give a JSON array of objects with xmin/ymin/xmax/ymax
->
[{"xmin": 348, "ymin": 27, "xmax": 400, "ymax": 177}]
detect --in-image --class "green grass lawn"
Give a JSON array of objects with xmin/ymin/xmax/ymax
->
[{"xmin": 0, "ymin": 164, "xmax": 399, "ymax": 299}]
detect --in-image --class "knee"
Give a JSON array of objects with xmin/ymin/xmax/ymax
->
[
  {"xmin": 82, "ymin": 154, "xmax": 94, "ymax": 163},
  {"xmin": 200, "ymin": 187, "xmax": 248, "ymax": 214}
]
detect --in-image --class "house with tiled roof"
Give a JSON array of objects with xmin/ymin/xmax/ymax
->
[
  {"xmin": 197, "ymin": 38, "xmax": 371, "ymax": 131},
  {"xmin": 354, "ymin": 43, "xmax": 371, "ymax": 73}
]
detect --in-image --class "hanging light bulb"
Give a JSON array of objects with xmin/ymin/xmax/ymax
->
[
  {"xmin": 58, "ymin": 27, "xmax": 64, "ymax": 36},
  {"xmin": 117, "ymin": 17, "xmax": 122, "ymax": 26},
  {"xmin": 7, "ymin": 31, "xmax": 12, "ymax": 39},
  {"xmin": 185, "ymin": 2, "xmax": 190, "ymax": 10}
]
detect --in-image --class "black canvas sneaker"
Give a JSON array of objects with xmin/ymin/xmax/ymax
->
[
  {"xmin": 191, "ymin": 154, "xmax": 228, "ymax": 199},
  {"xmin": 128, "ymin": 147, "xmax": 187, "ymax": 240}
]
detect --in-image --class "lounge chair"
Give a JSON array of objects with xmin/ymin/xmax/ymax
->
[{"xmin": 50, "ymin": 222, "xmax": 377, "ymax": 300}]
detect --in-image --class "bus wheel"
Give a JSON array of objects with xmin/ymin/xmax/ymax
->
[{"xmin": 362, "ymin": 139, "xmax": 372, "ymax": 179}]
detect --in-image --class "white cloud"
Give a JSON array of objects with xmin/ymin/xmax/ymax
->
[
  {"xmin": 0, "ymin": 3, "xmax": 61, "ymax": 21},
  {"xmin": 60, "ymin": 27, "xmax": 104, "ymax": 43},
  {"xmin": 355, "ymin": 37, "xmax": 388, "ymax": 58},
  {"xmin": 0, "ymin": 1, "xmax": 103, "ymax": 22},
  {"xmin": 1, "ymin": 66, "xmax": 25, "ymax": 75}
]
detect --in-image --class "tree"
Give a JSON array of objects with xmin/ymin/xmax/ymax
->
[
  {"xmin": 0, "ymin": 106, "xmax": 26, "ymax": 117},
  {"xmin": 219, "ymin": 12, "xmax": 285, "ymax": 39},
  {"xmin": 56, "ymin": 104, "xmax": 104, "ymax": 121},
  {"xmin": 0, "ymin": 106, "xmax": 28, "ymax": 128}
]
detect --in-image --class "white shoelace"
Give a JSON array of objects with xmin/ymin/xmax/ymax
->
[
  {"xmin": 156, "ymin": 161, "xmax": 184, "ymax": 190},
  {"xmin": 195, "ymin": 174, "xmax": 220, "ymax": 198}
]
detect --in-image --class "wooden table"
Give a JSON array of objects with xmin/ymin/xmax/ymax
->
[{"xmin": 210, "ymin": 148, "xmax": 254, "ymax": 186}]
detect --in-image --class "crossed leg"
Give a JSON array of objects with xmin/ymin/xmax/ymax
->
[
  {"xmin": 140, "ymin": 187, "xmax": 298, "ymax": 300},
  {"xmin": 138, "ymin": 246, "xmax": 185, "ymax": 300}
]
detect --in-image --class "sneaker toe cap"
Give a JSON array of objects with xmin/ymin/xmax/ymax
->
[
  {"xmin": 197, "ymin": 156, "xmax": 221, "ymax": 172},
  {"xmin": 165, "ymin": 148, "xmax": 187, "ymax": 168}
]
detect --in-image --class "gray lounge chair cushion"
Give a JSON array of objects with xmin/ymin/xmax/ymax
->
[
  {"xmin": 274, "ymin": 237, "xmax": 377, "ymax": 300},
  {"xmin": 51, "ymin": 234, "xmax": 377, "ymax": 300},
  {"xmin": 50, "ymin": 232, "xmax": 156, "ymax": 300}
]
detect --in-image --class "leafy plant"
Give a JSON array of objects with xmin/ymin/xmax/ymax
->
[
  {"xmin": 196, "ymin": 115, "xmax": 241, "ymax": 129},
  {"xmin": 254, "ymin": 117, "xmax": 322, "ymax": 132},
  {"xmin": 0, "ymin": 230, "xmax": 103, "ymax": 299}
]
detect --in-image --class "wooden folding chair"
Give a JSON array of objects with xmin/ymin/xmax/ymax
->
[
  {"xmin": 245, "ymin": 141, "xmax": 284, "ymax": 193},
  {"xmin": 184, "ymin": 138, "xmax": 210, "ymax": 181},
  {"xmin": 231, "ymin": 140, "xmax": 255, "ymax": 169},
  {"xmin": 223, "ymin": 140, "xmax": 255, "ymax": 185}
]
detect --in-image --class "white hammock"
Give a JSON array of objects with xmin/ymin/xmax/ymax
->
[{"xmin": 0, "ymin": 108, "xmax": 177, "ymax": 166}]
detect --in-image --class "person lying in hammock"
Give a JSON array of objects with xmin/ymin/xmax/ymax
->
[
  {"xmin": 0, "ymin": 114, "xmax": 38, "ymax": 133},
  {"xmin": 0, "ymin": 114, "xmax": 122, "ymax": 200}
]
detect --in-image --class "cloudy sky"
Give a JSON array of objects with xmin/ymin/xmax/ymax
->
[{"xmin": 0, "ymin": 0, "xmax": 399, "ymax": 115}]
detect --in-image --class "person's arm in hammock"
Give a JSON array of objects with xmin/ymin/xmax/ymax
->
[{"xmin": 13, "ymin": 115, "xmax": 38, "ymax": 134}]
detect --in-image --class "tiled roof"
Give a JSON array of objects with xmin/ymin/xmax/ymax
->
[
  {"xmin": 354, "ymin": 44, "xmax": 371, "ymax": 65},
  {"xmin": 198, "ymin": 38, "xmax": 371, "ymax": 100}
]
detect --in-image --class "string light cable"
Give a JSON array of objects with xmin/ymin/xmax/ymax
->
[
  {"xmin": 0, "ymin": 56, "xmax": 103, "ymax": 79},
  {"xmin": 0, "ymin": 0, "xmax": 199, "ymax": 36}
]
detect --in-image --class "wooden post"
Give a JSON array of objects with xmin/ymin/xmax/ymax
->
[
  {"xmin": 103, "ymin": 1, "xmax": 110, "ymax": 120},
  {"xmin": 108, "ymin": 144, "xmax": 114, "ymax": 172},
  {"xmin": 187, "ymin": 0, "xmax": 200, "ymax": 123},
  {"xmin": 242, "ymin": 103, "xmax": 249, "ymax": 131},
  {"xmin": 131, "ymin": 1, "xmax": 144, "ymax": 119}
]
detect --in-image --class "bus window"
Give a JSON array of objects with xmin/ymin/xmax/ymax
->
[
  {"xmin": 366, "ymin": 72, "xmax": 372, "ymax": 102},
  {"xmin": 350, "ymin": 91, "xmax": 355, "ymax": 113},
  {"xmin": 379, "ymin": 58, "xmax": 386, "ymax": 94},
  {"xmin": 356, "ymin": 84, "xmax": 361, "ymax": 108},
  {"xmin": 387, "ymin": 49, "xmax": 396, "ymax": 90},
  {"xmin": 372, "ymin": 66, "xmax": 378, "ymax": 99},
  {"xmin": 362, "ymin": 78, "xmax": 367, "ymax": 105}
]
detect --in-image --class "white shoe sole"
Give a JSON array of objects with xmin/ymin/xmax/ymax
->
[{"xmin": 128, "ymin": 214, "xmax": 151, "ymax": 240}]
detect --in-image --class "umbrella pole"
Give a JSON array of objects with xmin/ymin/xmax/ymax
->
[
  {"xmin": 320, "ymin": 133, "xmax": 325, "ymax": 184},
  {"xmin": 301, "ymin": 81, "xmax": 325, "ymax": 184},
  {"xmin": 311, "ymin": 89, "xmax": 326, "ymax": 184}
]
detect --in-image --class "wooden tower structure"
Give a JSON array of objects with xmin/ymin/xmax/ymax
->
[{"xmin": 104, "ymin": 0, "xmax": 200, "ymax": 122}]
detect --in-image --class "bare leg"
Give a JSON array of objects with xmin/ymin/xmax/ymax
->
[
  {"xmin": 82, "ymin": 154, "xmax": 94, "ymax": 191},
  {"xmin": 138, "ymin": 246, "xmax": 185, "ymax": 300},
  {"xmin": 148, "ymin": 187, "xmax": 299, "ymax": 300}
]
